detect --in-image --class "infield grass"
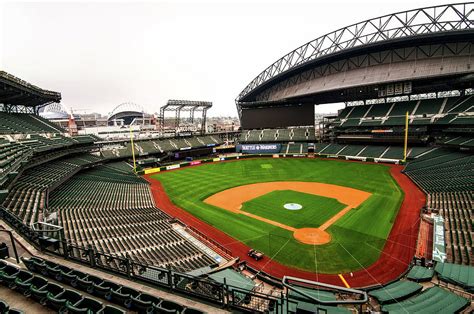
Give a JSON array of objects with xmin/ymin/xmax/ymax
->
[
  {"xmin": 152, "ymin": 158, "xmax": 403, "ymax": 274},
  {"xmin": 241, "ymin": 190, "xmax": 346, "ymax": 229}
]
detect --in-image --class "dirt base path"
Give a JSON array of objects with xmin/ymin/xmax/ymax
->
[
  {"xmin": 144, "ymin": 159, "xmax": 425, "ymax": 288},
  {"xmin": 203, "ymin": 181, "xmax": 371, "ymax": 245}
]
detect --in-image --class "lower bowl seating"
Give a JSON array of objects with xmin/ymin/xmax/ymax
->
[{"xmin": 19, "ymin": 256, "xmax": 204, "ymax": 314}]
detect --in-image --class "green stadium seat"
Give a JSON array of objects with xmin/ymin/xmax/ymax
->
[{"xmin": 381, "ymin": 286, "xmax": 469, "ymax": 313}]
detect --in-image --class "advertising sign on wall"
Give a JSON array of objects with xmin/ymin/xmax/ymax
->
[
  {"xmin": 166, "ymin": 164, "xmax": 180, "ymax": 171},
  {"xmin": 144, "ymin": 168, "xmax": 161, "ymax": 174},
  {"xmin": 236, "ymin": 143, "xmax": 281, "ymax": 154}
]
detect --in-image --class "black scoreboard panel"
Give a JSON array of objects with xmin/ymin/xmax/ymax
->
[{"xmin": 241, "ymin": 105, "xmax": 314, "ymax": 129}]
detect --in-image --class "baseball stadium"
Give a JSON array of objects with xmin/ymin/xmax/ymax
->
[{"xmin": 0, "ymin": 2, "xmax": 473, "ymax": 313}]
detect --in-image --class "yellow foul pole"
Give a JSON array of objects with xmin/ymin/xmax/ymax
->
[
  {"xmin": 130, "ymin": 127, "xmax": 137, "ymax": 172},
  {"xmin": 403, "ymin": 111, "xmax": 409, "ymax": 163}
]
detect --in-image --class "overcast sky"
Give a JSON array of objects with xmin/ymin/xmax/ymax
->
[{"xmin": 0, "ymin": 0, "xmax": 462, "ymax": 117}]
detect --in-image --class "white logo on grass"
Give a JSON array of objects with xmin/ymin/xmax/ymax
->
[{"xmin": 284, "ymin": 203, "xmax": 302, "ymax": 210}]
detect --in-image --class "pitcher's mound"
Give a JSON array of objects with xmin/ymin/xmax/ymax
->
[
  {"xmin": 284, "ymin": 203, "xmax": 302, "ymax": 210},
  {"xmin": 293, "ymin": 228, "xmax": 331, "ymax": 245}
]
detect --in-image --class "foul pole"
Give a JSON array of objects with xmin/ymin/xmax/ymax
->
[
  {"xmin": 130, "ymin": 127, "xmax": 137, "ymax": 172},
  {"xmin": 403, "ymin": 111, "xmax": 409, "ymax": 162}
]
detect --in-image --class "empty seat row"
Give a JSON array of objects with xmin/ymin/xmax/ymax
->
[
  {"xmin": 427, "ymin": 192, "xmax": 473, "ymax": 265},
  {"xmin": 48, "ymin": 163, "xmax": 217, "ymax": 272},
  {"xmin": 2, "ymin": 153, "xmax": 103, "ymax": 226},
  {"xmin": 0, "ymin": 112, "xmax": 64, "ymax": 134},
  {"xmin": 331, "ymin": 95, "xmax": 473, "ymax": 128},
  {"xmin": 20, "ymin": 256, "xmax": 204, "ymax": 313},
  {"xmin": 240, "ymin": 128, "xmax": 315, "ymax": 143},
  {"xmin": 100, "ymin": 135, "xmax": 223, "ymax": 158},
  {"xmin": 404, "ymin": 149, "xmax": 473, "ymax": 193},
  {"xmin": 0, "ymin": 259, "xmax": 125, "ymax": 314}
]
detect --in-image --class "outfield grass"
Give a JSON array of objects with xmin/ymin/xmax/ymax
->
[
  {"xmin": 241, "ymin": 190, "xmax": 346, "ymax": 229},
  {"xmin": 152, "ymin": 158, "xmax": 403, "ymax": 274}
]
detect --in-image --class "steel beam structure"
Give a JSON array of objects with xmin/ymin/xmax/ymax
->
[
  {"xmin": 0, "ymin": 71, "xmax": 61, "ymax": 113},
  {"xmin": 237, "ymin": 3, "xmax": 473, "ymax": 103},
  {"xmin": 159, "ymin": 100, "xmax": 212, "ymax": 135}
]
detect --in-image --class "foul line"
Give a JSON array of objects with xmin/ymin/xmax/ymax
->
[{"xmin": 338, "ymin": 274, "xmax": 350, "ymax": 288}]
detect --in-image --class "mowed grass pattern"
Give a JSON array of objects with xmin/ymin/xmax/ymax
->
[
  {"xmin": 152, "ymin": 158, "xmax": 403, "ymax": 273},
  {"xmin": 241, "ymin": 190, "xmax": 346, "ymax": 229}
]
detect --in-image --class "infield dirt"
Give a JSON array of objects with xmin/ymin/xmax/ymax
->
[{"xmin": 203, "ymin": 181, "xmax": 371, "ymax": 245}]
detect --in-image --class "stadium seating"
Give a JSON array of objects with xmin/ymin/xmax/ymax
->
[
  {"xmin": 314, "ymin": 144, "xmax": 416, "ymax": 160},
  {"xmin": 368, "ymin": 280, "xmax": 422, "ymax": 304},
  {"xmin": 381, "ymin": 286, "xmax": 469, "ymax": 313},
  {"xmin": 239, "ymin": 128, "xmax": 315, "ymax": 143},
  {"xmin": 261, "ymin": 129, "xmax": 276, "ymax": 142},
  {"xmin": 337, "ymin": 144, "xmax": 365, "ymax": 156},
  {"xmin": 406, "ymin": 147, "xmax": 432, "ymax": 158},
  {"xmin": 332, "ymin": 96, "xmax": 474, "ymax": 129},
  {"xmin": 4, "ymin": 256, "xmax": 203, "ymax": 313},
  {"xmin": 276, "ymin": 128, "xmax": 291, "ymax": 141},
  {"xmin": 0, "ymin": 112, "xmax": 64, "ymax": 134},
  {"xmin": 381, "ymin": 146, "xmax": 404, "ymax": 159},
  {"xmin": 404, "ymin": 149, "xmax": 473, "ymax": 192},
  {"xmin": 48, "ymin": 163, "xmax": 217, "ymax": 272},
  {"xmin": 2, "ymin": 153, "xmax": 103, "ymax": 226},
  {"xmin": 406, "ymin": 266, "xmax": 434, "ymax": 282},
  {"xmin": 440, "ymin": 136, "xmax": 474, "ymax": 148},
  {"xmin": 319, "ymin": 144, "xmax": 346, "ymax": 155},
  {"xmin": 314, "ymin": 143, "xmax": 330, "ymax": 153},
  {"xmin": 100, "ymin": 135, "xmax": 223, "ymax": 158},
  {"xmin": 359, "ymin": 145, "xmax": 388, "ymax": 158},
  {"xmin": 427, "ymin": 192, "xmax": 472, "ymax": 265},
  {"xmin": 0, "ymin": 140, "xmax": 31, "ymax": 186},
  {"xmin": 284, "ymin": 143, "xmax": 307, "ymax": 154},
  {"xmin": 434, "ymin": 262, "xmax": 474, "ymax": 293}
]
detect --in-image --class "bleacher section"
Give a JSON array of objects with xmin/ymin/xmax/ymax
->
[
  {"xmin": 404, "ymin": 149, "xmax": 473, "ymax": 192},
  {"xmin": 320, "ymin": 144, "xmax": 346, "ymax": 155},
  {"xmin": 0, "ymin": 140, "xmax": 31, "ymax": 186},
  {"xmin": 407, "ymin": 147, "xmax": 432, "ymax": 158},
  {"xmin": 334, "ymin": 96, "xmax": 473, "ymax": 128},
  {"xmin": 381, "ymin": 146, "xmax": 404, "ymax": 159},
  {"xmin": 19, "ymin": 134, "xmax": 95, "ymax": 154},
  {"xmin": 427, "ymin": 192, "xmax": 473, "ymax": 265},
  {"xmin": 4, "ymin": 257, "xmax": 205, "ymax": 313},
  {"xmin": 381, "ymin": 286, "xmax": 469, "ymax": 313},
  {"xmin": 406, "ymin": 266, "xmax": 434, "ymax": 282},
  {"xmin": 0, "ymin": 112, "xmax": 65, "ymax": 134},
  {"xmin": 337, "ymin": 144, "xmax": 365, "ymax": 156},
  {"xmin": 284, "ymin": 143, "xmax": 307, "ymax": 154},
  {"xmin": 239, "ymin": 127, "xmax": 315, "ymax": 143},
  {"xmin": 434, "ymin": 262, "xmax": 474, "ymax": 293},
  {"xmin": 2, "ymin": 154, "xmax": 104, "ymax": 226},
  {"xmin": 49, "ymin": 163, "xmax": 218, "ymax": 272},
  {"xmin": 441, "ymin": 136, "xmax": 474, "ymax": 148},
  {"xmin": 368, "ymin": 280, "xmax": 422, "ymax": 304},
  {"xmin": 317, "ymin": 144, "xmax": 411, "ymax": 160},
  {"xmin": 101, "ymin": 135, "xmax": 222, "ymax": 159}
]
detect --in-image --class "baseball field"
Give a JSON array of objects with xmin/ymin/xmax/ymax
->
[{"xmin": 151, "ymin": 158, "xmax": 404, "ymax": 274}]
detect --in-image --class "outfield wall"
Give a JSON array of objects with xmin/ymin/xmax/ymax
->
[{"xmin": 140, "ymin": 152, "xmax": 403, "ymax": 175}]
